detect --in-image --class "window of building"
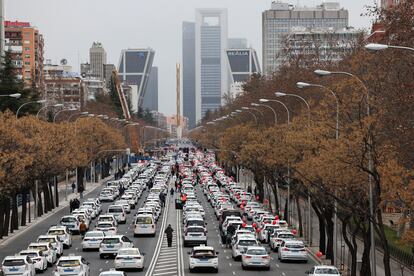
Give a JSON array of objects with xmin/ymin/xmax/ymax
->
[
  {"xmin": 24, "ymin": 47, "xmax": 30, "ymax": 51},
  {"xmin": 25, "ymin": 54, "xmax": 30, "ymax": 58},
  {"xmin": 25, "ymin": 61, "xmax": 30, "ymax": 65},
  {"xmin": 24, "ymin": 40, "xmax": 30, "ymax": 44}
]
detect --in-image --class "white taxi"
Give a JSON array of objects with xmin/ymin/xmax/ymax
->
[
  {"xmin": 27, "ymin": 242, "xmax": 57, "ymax": 266},
  {"xmin": 114, "ymin": 247, "xmax": 145, "ymax": 271},
  {"xmin": 188, "ymin": 245, "xmax": 219, "ymax": 273},
  {"xmin": 53, "ymin": 255, "xmax": 90, "ymax": 276},
  {"xmin": 2, "ymin": 255, "xmax": 35, "ymax": 276},
  {"xmin": 37, "ymin": 235, "xmax": 64, "ymax": 257},
  {"xmin": 60, "ymin": 215, "xmax": 80, "ymax": 234},
  {"xmin": 107, "ymin": 205, "xmax": 126, "ymax": 224},
  {"xmin": 47, "ymin": 226, "xmax": 72, "ymax": 249},
  {"xmin": 81, "ymin": 231, "xmax": 105, "ymax": 251},
  {"xmin": 99, "ymin": 235, "xmax": 134, "ymax": 259},
  {"xmin": 96, "ymin": 221, "xmax": 118, "ymax": 235},
  {"xmin": 19, "ymin": 249, "xmax": 47, "ymax": 273},
  {"xmin": 134, "ymin": 214, "xmax": 156, "ymax": 237}
]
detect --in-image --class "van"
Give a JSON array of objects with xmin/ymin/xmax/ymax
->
[{"xmin": 134, "ymin": 214, "xmax": 156, "ymax": 237}]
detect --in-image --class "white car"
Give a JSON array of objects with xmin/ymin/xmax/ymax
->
[
  {"xmin": 115, "ymin": 200, "xmax": 131, "ymax": 214},
  {"xmin": 121, "ymin": 194, "xmax": 136, "ymax": 208},
  {"xmin": 47, "ymin": 225, "xmax": 72, "ymax": 249},
  {"xmin": 134, "ymin": 214, "xmax": 156, "ymax": 237},
  {"xmin": 114, "ymin": 247, "xmax": 145, "ymax": 271},
  {"xmin": 269, "ymin": 231, "xmax": 295, "ymax": 251},
  {"xmin": 54, "ymin": 255, "xmax": 90, "ymax": 276},
  {"xmin": 27, "ymin": 242, "xmax": 57, "ymax": 266},
  {"xmin": 96, "ymin": 221, "xmax": 118, "ymax": 235},
  {"xmin": 99, "ymin": 191, "xmax": 115, "ymax": 202},
  {"xmin": 97, "ymin": 215, "xmax": 118, "ymax": 226},
  {"xmin": 19, "ymin": 250, "xmax": 47, "ymax": 273},
  {"xmin": 188, "ymin": 245, "xmax": 219, "ymax": 273},
  {"xmin": 258, "ymin": 224, "xmax": 282, "ymax": 243},
  {"xmin": 306, "ymin": 265, "xmax": 341, "ymax": 276},
  {"xmin": 37, "ymin": 235, "xmax": 64, "ymax": 257},
  {"xmin": 241, "ymin": 246, "xmax": 270, "ymax": 270},
  {"xmin": 231, "ymin": 235, "xmax": 259, "ymax": 260},
  {"xmin": 183, "ymin": 226, "xmax": 207, "ymax": 247},
  {"xmin": 107, "ymin": 205, "xmax": 127, "ymax": 224},
  {"xmin": 99, "ymin": 235, "xmax": 134, "ymax": 258},
  {"xmin": 278, "ymin": 240, "xmax": 308, "ymax": 262},
  {"xmin": 60, "ymin": 215, "xmax": 81, "ymax": 234},
  {"xmin": 2, "ymin": 255, "xmax": 36, "ymax": 276},
  {"xmin": 82, "ymin": 231, "xmax": 105, "ymax": 250},
  {"xmin": 99, "ymin": 270, "xmax": 126, "ymax": 276}
]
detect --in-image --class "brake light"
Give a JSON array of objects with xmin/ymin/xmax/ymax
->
[
  {"xmin": 133, "ymin": 256, "xmax": 141, "ymax": 259},
  {"xmin": 262, "ymin": 256, "xmax": 270, "ymax": 259},
  {"xmin": 244, "ymin": 256, "xmax": 252, "ymax": 259},
  {"xmin": 282, "ymin": 248, "xmax": 289, "ymax": 251}
]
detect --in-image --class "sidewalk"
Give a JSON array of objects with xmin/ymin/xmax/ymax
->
[{"xmin": 0, "ymin": 175, "xmax": 111, "ymax": 246}]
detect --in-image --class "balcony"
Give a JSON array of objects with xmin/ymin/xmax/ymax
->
[{"xmin": 7, "ymin": 45, "xmax": 23, "ymax": 53}]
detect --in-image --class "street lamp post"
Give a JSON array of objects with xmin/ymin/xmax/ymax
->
[
  {"xmin": 16, "ymin": 99, "xmax": 47, "ymax": 118},
  {"xmin": 53, "ymin": 108, "xmax": 77, "ymax": 123},
  {"xmin": 313, "ymin": 69, "xmax": 373, "ymax": 273},
  {"xmin": 0, "ymin": 93, "xmax": 21, "ymax": 98},
  {"xmin": 365, "ymin": 43, "xmax": 414, "ymax": 52},
  {"xmin": 276, "ymin": 91, "xmax": 312, "ymax": 245},
  {"xmin": 236, "ymin": 109, "xmax": 258, "ymax": 125},
  {"xmin": 36, "ymin": 104, "xmax": 63, "ymax": 120},
  {"xmin": 251, "ymin": 102, "xmax": 278, "ymax": 125}
]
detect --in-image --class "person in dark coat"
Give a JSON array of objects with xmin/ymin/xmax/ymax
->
[
  {"xmin": 170, "ymin": 188, "xmax": 174, "ymax": 196},
  {"xmin": 164, "ymin": 224, "xmax": 174, "ymax": 247},
  {"xmin": 69, "ymin": 199, "xmax": 74, "ymax": 213},
  {"xmin": 159, "ymin": 192, "xmax": 166, "ymax": 207},
  {"xmin": 247, "ymin": 186, "xmax": 252, "ymax": 194}
]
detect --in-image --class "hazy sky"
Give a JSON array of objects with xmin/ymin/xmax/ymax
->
[{"xmin": 7, "ymin": 0, "xmax": 377, "ymax": 115}]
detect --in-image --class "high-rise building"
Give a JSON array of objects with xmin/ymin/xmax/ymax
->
[
  {"xmin": 4, "ymin": 20, "xmax": 44, "ymax": 88},
  {"xmin": 0, "ymin": 0, "xmax": 5, "ymax": 58},
  {"xmin": 182, "ymin": 21, "xmax": 196, "ymax": 129},
  {"xmin": 228, "ymin": 38, "xmax": 248, "ymax": 49},
  {"xmin": 262, "ymin": 1, "xmax": 348, "ymax": 74},
  {"xmin": 89, "ymin": 42, "xmax": 107, "ymax": 80},
  {"xmin": 195, "ymin": 9, "xmax": 228, "ymax": 123},
  {"xmin": 142, "ymin": 66, "xmax": 158, "ymax": 112},
  {"xmin": 103, "ymin": 63, "xmax": 115, "ymax": 88},
  {"xmin": 118, "ymin": 48, "xmax": 155, "ymax": 113}
]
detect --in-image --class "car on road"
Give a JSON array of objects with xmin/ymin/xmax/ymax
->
[
  {"xmin": 99, "ymin": 191, "xmax": 115, "ymax": 202},
  {"xmin": 60, "ymin": 215, "xmax": 81, "ymax": 234},
  {"xmin": 231, "ymin": 235, "xmax": 259, "ymax": 260},
  {"xmin": 134, "ymin": 214, "xmax": 156, "ymax": 237},
  {"xmin": 183, "ymin": 226, "xmax": 207, "ymax": 247},
  {"xmin": 97, "ymin": 215, "xmax": 118, "ymax": 226},
  {"xmin": 1, "ymin": 255, "xmax": 35, "ymax": 276},
  {"xmin": 107, "ymin": 205, "xmax": 127, "ymax": 224},
  {"xmin": 241, "ymin": 246, "xmax": 270, "ymax": 270},
  {"xmin": 188, "ymin": 245, "xmax": 219, "ymax": 273},
  {"xmin": 278, "ymin": 240, "xmax": 308, "ymax": 262},
  {"xmin": 269, "ymin": 231, "xmax": 295, "ymax": 251},
  {"xmin": 18, "ymin": 250, "xmax": 47, "ymax": 273},
  {"xmin": 99, "ymin": 270, "xmax": 126, "ymax": 276},
  {"xmin": 114, "ymin": 247, "xmax": 145, "ymax": 271},
  {"xmin": 47, "ymin": 225, "xmax": 72, "ymax": 249},
  {"xmin": 36, "ymin": 235, "xmax": 64, "ymax": 257},
  {"xmin": 99, "ymin": 235, "xmax": 134, "ymax": 259},
  {"xmin": 96, "ymin": 221, "xmax": 118, "ymax": 235},
  {"xmin": 306, "ymin": 265, "xmax": 341, "ymax": 275},
  {"xmin": 27, "ymin": 242, "xmax": 57, "ymax": 266},
  {"xmin": 54, "ymin": 255, "xmax": 90, "ymax": 276},
  {"xmin": 81, "ymin": 231, "xmax": 105, "ymax": 251}
]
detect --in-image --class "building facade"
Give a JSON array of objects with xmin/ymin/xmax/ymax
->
[
  {"xmin": 381, "ymin": 0, "xmax": 400, "ymax": 9},
  {"xmin": 103, "ymin": 63, "xmax": 115, "ymax": 88},
  {"xmin": 4, "ymin": 20, "xmax": 44, "ymax": 88},
  {"xmin": 262, "ymin": 1, "xmax": 348, "ymax": 74},
  {"xmin": 195, "ymin": 9, "xmax": 228, "ymax": 124},
  {"xmin": 142, "ymin": 66, "xmax": 158, "ymax": 112},
  {"xmin": 0, "ymin": 0, "xmax": 4, "ymax": 58},
  {"xmin": 182, "ymin": 21, "xmax": 196, "ymax": 129},
  {"xmin": 228, "ymin": 38, "xmax": 248, "ymax": 49},
  {"xmin": 89, "ymin": 42, "xmax": 107, "ymax": 80},
  {"xmin": 118, "ymin": 48, "xmax": 155, "ymax": 113}
]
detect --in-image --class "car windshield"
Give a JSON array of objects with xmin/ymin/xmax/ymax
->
[
  {"xmin": 98, "ymin": 223, "xmax": 113, "ymax": 228},
  {"xmin": 61, "ymin": 217, "xmax": 76, "ymax": 223},
  {"xmin": 136, "ymin": 217, "xmax": 152, "ymax": 224},
  {"xmin": 118, "ymin": 249, "xmax": 139, "ymax": 255},
  {"xmin": 286, "ymin": 243, "xmax": 304, "ymax": 249},
  {"xmin": 246, "ymin": 249, "xmax": 267, "ymax": 255},
  {"xmin": 109, "ymin": 208, "xmax": 123, "ymax": 213},
  {"xmin": 193, "ymin": 250, "xmax": 215, "ymax": 257},
  {"xmin": 85, "ymin": 232, "xmax": 103, "ymax": 238},
  {"xmin": 20, "ymin": 252, "xmax": 38, "ymax": 257},
  {"xmin": 238, "ymin": 240, "xmax": 256, "ymax": 246},
  {"xmin": 102, "ymin": 238, "xmax": 120, "ymax": 244},
  {"xmin": 3, "ymin": 259, "xmax": 25, "ymax": 266},
  {"xmin": 188, "ymin": 221, "xmax": 203, "ymax": 226},
  {"xmin": 57, "ymin": 260, "xmax": 81, "ymax": 267},
  {"xmin": 99, "ymin": 217, "xmax": 113, "ymax": 221},
  {"xmin": 29, "ymin": 245, "xmax": 47, "ymax": 251},
  {"xmin": 188, "ymin": 228, "xmax": 204, "ymax": 233},
  {"xmin": 315, "ymin": 268, "xmax": 339, "ymax": 274},
  {"xmin": 48, "ymin": 230, "xmax": 65, "ymax": 235},
  {"xmin": 38, "ymin": 238, "xmax": 55, "ymax": 243},
  {"xmin": 279, "ymin": 234, "xmax": 294, "ymax": 239}
]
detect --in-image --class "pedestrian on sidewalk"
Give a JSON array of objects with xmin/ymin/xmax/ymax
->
[
  {"xmin": 159, "ymin": 192, "xmax": 166, "ymax": 207},
  {"xmin": 170, "ymin": 188, "xmax": 174, "ymax": 197},
  {"xmin": 69, "ymin": 199, "xmax": 74, "ymax": 213},
  {"xmin": 71, "ymin": 182, "xmax": 76, "ymax": 193},
  {"xmin": 78, "ymin": 185, "xmax": 84, "ymax": 199},
  {"xmin": 164, "ymin": 224, "xmax": 174, "ymax": 247}
]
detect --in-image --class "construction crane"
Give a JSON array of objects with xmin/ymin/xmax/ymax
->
[{"xmin": 111, "ymin": 70, "xmax": 131, "ymax": 120}]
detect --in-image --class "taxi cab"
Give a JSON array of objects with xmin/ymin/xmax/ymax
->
[
  {"xmin": 47, "ymin": 226, "xmax": 72, "ymax": 249},
  {"xmin": 2, "ymin": 255, "xmax": 35, "ymax": 276},
  {"xmin": 114, "ymin": 247, "xmax": 145, "ymax": 271},
  {"xmin": 188, "ymin": 245, "xmax": 219, "ymax": 273},
  {"xmin": 53, "ymin": 255, "xmax": 90, "ymax": 276}
]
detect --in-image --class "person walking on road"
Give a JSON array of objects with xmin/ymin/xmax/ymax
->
[
  {"xmin": 71, "ymin": 182, "xmax": 76, "ymax": 193},
  {"xmin": 164, "ymin": 224, "xmax": 174, "ymax": 247},
  {"xmin": 79, "ymin": 220, "xmax": 87, "ymax": 237},
  {"xmin": 159, "ymin": 192, "xmax": 166, "ymax": 207},
  {"xmin": 170, "ymin": 187, "xmax": 174, "ymax": 196}
]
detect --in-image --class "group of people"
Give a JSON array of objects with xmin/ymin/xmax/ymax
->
[{"xmin": 69, "ymin": 198, "xmax": 80, "ymax": 213}]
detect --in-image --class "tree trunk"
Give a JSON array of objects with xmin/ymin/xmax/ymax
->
[
  {"xmin": 0, "ymin": 197, "xmax": 6, "ymax": 238},
  {"xmin": 253, "ymin": 170, "xmax": 264, "ymax": 202},
  {"xmin": 10, "ymin": 194, "xmax": 19, "ymax": 233},
  {"xmin": 360, "ymin": 227, "xmax": 371, "ymax": 276},
  {"xmin": 54, "ymin": 176, "xmax": 59, "ymax": 207},
  {"xmin": 341, "ymin": 216, "xmax": 358, "ymax": 276},
  {"xmin": 284, "ymin": 198, "xmax": 289, "ymax": 222},
  {"xmin": 3, "ymin": 198, "xmax": 10, "ymax": 237},
  {"xmin": 270, "ymin": 182, "xmax": 280, "ymax": 214},
  {"xmin": 325, "ymin": 209, "xmax": 334, "ymax": 263},
  {"xmin": 35, "ymin": 188, "xmax": 43, "ymax": 217},
  {"xmin": 21, "ymin": 189, "xmax": 27, "ymax": 227},
  {"xmin": 48, "ymin": 180, "xmax": 55, "ymax": 210},
  {"xmin": 42, "ymin": 183, "xmax": 50, "ymax": 213},
  {"xmin": 296, "ymin": 196, "xmax": 303, "ymax": 237},
  {"xmin": 376, "ymin": 210, "xmax": 392, "ymax": 276},
  {"xmin": 312, "ymin": 202, "xmax": 326, "ymax": 254}
]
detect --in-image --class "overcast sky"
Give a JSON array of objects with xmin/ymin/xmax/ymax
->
[{"xmin": 7, "ymin": 0, "xmax": 377, "ymax": 115}]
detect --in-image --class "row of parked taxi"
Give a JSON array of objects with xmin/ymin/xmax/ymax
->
[{"xmin": 1, "ymin": 158, "xmax": 173, "ymax": 276}]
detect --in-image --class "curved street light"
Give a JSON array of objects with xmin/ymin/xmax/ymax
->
[
  {"xmin": 0, "ymin": 93, "xmax": 21, "ymax": 98},
  {"xmin": 365, "ymin": 43, "xmax": 414, "ymax": 52},
  {"xmin": 53, "ymin": 108, "xmax": 77, "ymax": 123},
  {"xmin": 36, "ymin": 104, "xmax": 63, "ymax": 119},
  {"xmin": 275, "ymin": 92, "xmax": 310, "ymax": 126},
  {"xmin": 251, "ymin": 102, "xmax": 277, "ymax": 125},
  {"xmin": 16, "ymin": 99, "xmax": 47, "ymax": 118},
  {"xmin": 67, "ymin": 111, "xmax": 89, "ymax": 122},
  {"xmin": 259, "ymin": 98, "xmax": 290, "ymax": 125},
  {"xmin": 237, "ymin": 109, "xmax": 257, "ymax": 125}
]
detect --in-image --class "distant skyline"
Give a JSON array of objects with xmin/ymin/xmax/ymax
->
[{"xmin": 6, "ymin": 0, "xmax": 376, "ymax": 115}]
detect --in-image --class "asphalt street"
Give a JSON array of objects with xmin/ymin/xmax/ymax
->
[{"xmin": 0, "ymin": 176, "xmax": 317, "ymax": 276}]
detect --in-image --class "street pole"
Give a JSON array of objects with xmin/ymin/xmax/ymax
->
[
  {"xmin": 65, "ymin": 169, "xmax": 68, "ymax": 201},
  {"xmin": 34, "ymin": 180, "xmax": 38, "ymax": 219},
  {"xmin": 308, "ymin": 195, "xmax": 312, "ymax": 246}
]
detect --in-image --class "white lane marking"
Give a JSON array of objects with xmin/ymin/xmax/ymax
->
[
  {"xmin": 276, "ymin": 263, "xmax": 280, "ymax": 268},
  {"xmin": 229, "ymin": 263, "xmax": 232, "ymax": 266},
  {"xmin": 160, "ymin": 252, "xmax": 177, "ymax": 256},
  {"xmin": 153, "ymin": 271, "xmax": 179, "ymax": 276},
  {"xmin": 158, "ymin": 257, "xmax": 177, "ymax": 261},
  {"xmin": 154, "ymin": 267, "xmax": 179, "ymax": 272},
  {"xmin": 224, "ymin": 250, "xmax": 227, "ymax": 253},
  {"xmin": 232, "ymin": 272, "xmax": 236, "ymax": 275},
  {"xmin": 105, "ymin": 261, "xmax": 108, "ymax": 264},
  {"xmin": 271, "ymin": 257, "xmax": 274, "ymax": 260},
  {"xmin": 75, "ymin": 248, "xmax": 78, "ymax": 250},
  {"xmin": 99, "ymin": 268, "xmax": 103, "ymax": 272},
  {"xmin": 226, "ymin": 256, "xmax": 230, "ymax": 259},
  {"xmin": 153, "ymin": 263, "xmax": 177, "ymax": 269},
  {"xmin": 282, "ymin": 273, "xmax": 286, "ymax": 276}
]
